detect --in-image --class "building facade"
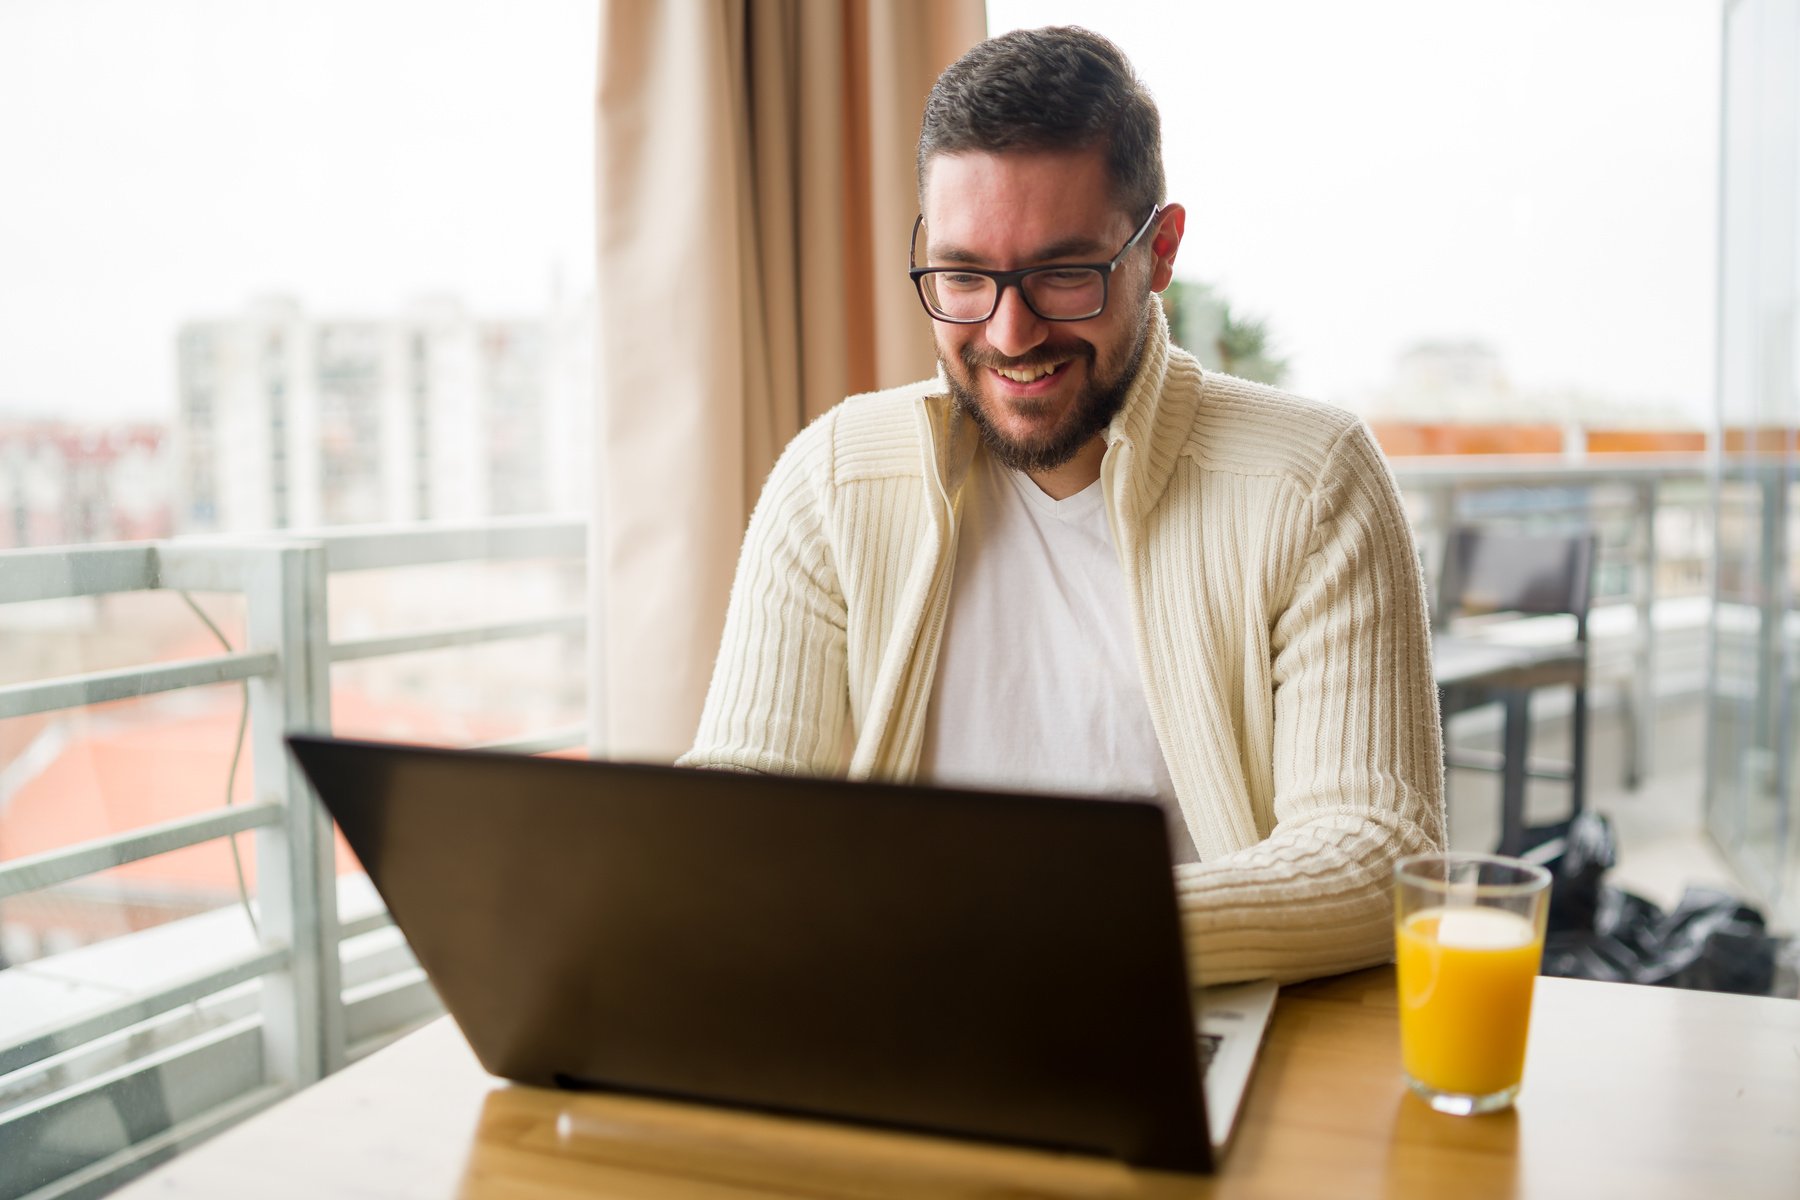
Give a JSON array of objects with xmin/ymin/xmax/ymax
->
[
  {"xmin": 174, "ymin": 294, "xmax": 593, "ymax": 534},
  {"xmin": 0, "ymin": 422, "xmax": 171, "ymax": 550}
]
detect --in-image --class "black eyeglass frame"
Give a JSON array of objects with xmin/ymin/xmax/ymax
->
[{"xmin": 907, "ymin": 205, "xmax": 1163, "ymax": 325}]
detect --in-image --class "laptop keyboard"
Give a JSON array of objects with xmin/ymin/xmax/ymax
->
[{"xmin": 1197, "ymin": 1032, "xmax": 1222, "ymax": 1073}]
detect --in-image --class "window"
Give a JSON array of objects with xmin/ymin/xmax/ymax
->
[
  {"xmin": 0, "ymin": 5, "xmax": 596, "ymax": 1195},
  {"xmin": 986, "ymin": 1, "xmax": 1718, "ymax": 441}
]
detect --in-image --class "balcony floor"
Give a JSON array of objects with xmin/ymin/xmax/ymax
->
[{"xmin": 1444, "ymin": 689, "xmax": 1783, "ymax": 930}]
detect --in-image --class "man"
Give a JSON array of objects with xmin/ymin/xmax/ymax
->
[{"xmin": 682, "ymin": 26, "xmax": 1445, "ymax": 984}]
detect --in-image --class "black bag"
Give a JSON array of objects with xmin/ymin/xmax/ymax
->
[{"xmin": 1526, "ymin": 813, "xmax": 1784, "ymax": 996}]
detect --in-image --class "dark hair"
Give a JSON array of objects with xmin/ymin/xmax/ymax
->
[{"xmin": 916, "ymin": 26, "xmax": 1164, "ymax": 220}]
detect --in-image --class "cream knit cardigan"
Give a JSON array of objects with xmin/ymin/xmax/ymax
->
[{"xmin": 682, "ymin": 303, "xmax": 1446, "ymax": 984}]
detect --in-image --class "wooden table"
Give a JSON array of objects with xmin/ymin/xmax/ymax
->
[{"xmin": 112, "ymin": 967, "xmax": 1799, "ymax": 1199}]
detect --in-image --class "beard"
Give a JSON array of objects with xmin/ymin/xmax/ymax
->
[{"xmin": 941, "ymin": 296, "xmax": 1154, "ymax": 475}]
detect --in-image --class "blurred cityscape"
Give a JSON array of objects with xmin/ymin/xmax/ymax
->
[
  {"xmin": 3, "ymin": 283, "xmax": 1721, "ymax": 560},
  {"xmin": 0, "ymin": 293, "xmax": 595, "ymax": 965},
  {"xmin": 3, "ymin": 292, "xmax": 595, "ymax": 548}
]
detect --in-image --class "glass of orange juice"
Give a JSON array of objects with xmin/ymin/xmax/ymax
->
[{"xmin": 1394, "ymin": 852, "xmax": 1551, "ymax": 1115}]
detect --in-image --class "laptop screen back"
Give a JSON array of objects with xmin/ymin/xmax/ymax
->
[{"xmin": 287, "ymin": 734, "xmax": 1214, "ymax": 1171}]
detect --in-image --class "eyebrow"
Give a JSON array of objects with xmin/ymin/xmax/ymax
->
[{"xmin": 925, "ymin": 232, "xmax": 1113, "ymax": 266}]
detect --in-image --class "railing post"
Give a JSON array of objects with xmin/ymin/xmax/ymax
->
[
  {"xmin": 1628, "ymin": 480, "xmax": 1659, "ymax": 789},
  {"xmin": 1755, "ymin": 467, "xmax": 1790, "ymax": 815},
  {"xmin": 245, "ymin": 541, "xmax": 342, "ymax": 1089},
  {"xmin": 1423, "ymin": 484, "xmax": 1456, "ymax": 628}
]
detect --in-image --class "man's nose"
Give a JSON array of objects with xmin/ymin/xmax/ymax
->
[{"xmin": 984, "ymin": 283, "xmax": 1048, "ymax": 359}]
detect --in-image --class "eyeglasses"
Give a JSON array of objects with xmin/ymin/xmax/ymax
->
[{"xmin": 908, "ymin": 206, "xmax": 1162, "ymax": 324}]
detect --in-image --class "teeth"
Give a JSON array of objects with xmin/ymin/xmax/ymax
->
[{"xmin": 995, "ymin": 362, "xmax": 1061, "ymax": 383}]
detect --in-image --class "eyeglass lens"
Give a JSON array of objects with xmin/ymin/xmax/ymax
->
[{"xmin": 920, "ymin": 268, "xmax": 1107, "ymax": 322}]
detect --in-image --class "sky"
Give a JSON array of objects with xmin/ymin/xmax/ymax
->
[
  {"xmin": 0, "ymin": 1, "xmax": 1720, "ymax": 424},
  {"xmin": 990, "ymin": 0, "xmax": 1722, "ymax": 419},
  {"xmin": 0, "ymin": 0, "xmax": 598, "ymax": 421}
]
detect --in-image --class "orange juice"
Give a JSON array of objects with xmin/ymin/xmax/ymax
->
[{"xmin": 1396, "ymin": 906, "xmax": 1543, "ymax": 1098}]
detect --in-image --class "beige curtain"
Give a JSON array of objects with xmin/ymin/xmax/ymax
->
[{"xmin": 591, "ymin": 0, "xmax": 986, "ymax": 761}]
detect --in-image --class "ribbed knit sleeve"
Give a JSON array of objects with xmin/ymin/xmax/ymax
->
[
  {"xmin": 1171, "ymin": 417, "xmax": 1446, "ymax": 985},
  {"xmin": 679, "ymin": 414, "xmax": 852, "ymax": 776}
]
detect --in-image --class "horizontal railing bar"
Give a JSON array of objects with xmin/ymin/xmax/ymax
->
[
  {"xmin": 0, "ymin": 1017, "xmax": 267, "ymax": 1186},
  {"xmin": 343, "ymin": 969, "xmax": 440, "ymax": 1055},
  {"xmin": 0, "ymin": 803, "xmax": 283, "ymax": 900},
  {"xmin": 344, "ymin": 994, "xmax": 443, "ymax": 1067},
  {"xmin": 0, "ymin": 651, "xmax": 279, "ymax": 720},
  {"xmin": 313, "ymin": 516, "xmax": 585, "ymax": 573},
  {"xmin": 337, "ymin": 910, "xmax": 394, "ymax": 941},
  {"xmin": 1397, "ymin": 478, "xmax": 1706, "ymax": 496},
  {"xmin": 470, "ymin": 725, "xmax": 587, "ymax": 756},
  {"xmin": 1390, "ymin": 454, "xmax": 1711, "ymax": 486},
  {"xmin": 0, "ymin": 517, "xmax": 583, "ymax": 603},
  {"xmin": 155, "ymin": 539, "xmax": 306, "ymax": 592},
  {"xmin": 0, "ymin": 947, "xmax": 289, "ymax": 1078},
  {"xmin": 328, "ymin": 614, "xmax": 585, "ymax": 663},
  {"xmin": 1445, "ymin": 748, "xmax": 1577, "ymax": 780},
  {"xmin": 15, "ymin": 1082, "xmax": 287, "ymax": 1200},
  {"xmin": 0, "ymin": 545, "xmax": 159, "ymax": 604},
  {"xmin": 1438, "ymin": 506, "xmax": 1656, "ymax": 523}
]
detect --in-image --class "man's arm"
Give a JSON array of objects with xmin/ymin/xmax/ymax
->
[
  {"xmin": 1177, "ymin": 420, "xmax": 1447, "ymax": 984},
  {"xmin": 679, "ymin": 422, "xmax": 852, "ymax": 776}
]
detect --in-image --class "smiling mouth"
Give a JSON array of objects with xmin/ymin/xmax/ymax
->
[{"xmin": 991, "ymin": 360, "xmax": 1069, "ymax": 383}]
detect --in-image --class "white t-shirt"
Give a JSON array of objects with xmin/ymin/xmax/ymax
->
[{"xmin": 920, "ymin": 450, "xmax": 1198, "ymax": 863}]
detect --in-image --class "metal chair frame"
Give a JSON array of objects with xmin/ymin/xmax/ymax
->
[{"xmin": 1435, "ymin": 526, "xmax": 1599, "ymax": 853}]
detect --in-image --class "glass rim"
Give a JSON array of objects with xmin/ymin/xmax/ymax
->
[{"xmin": 1393, "ymin": 851, "xmax": 1551, "ymax": 896}]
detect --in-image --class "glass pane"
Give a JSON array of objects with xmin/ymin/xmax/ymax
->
[
  {"xmin": 0, "ymin": 3, "xmax": 598, "ymax": 1192},
  {"xmin": 0, "ymin": 3, "xmax": 596, "ymax": 550},
  {"xmin": 327, "ymin": 559, "xmax": 587, "ymax": 748},
  {"xmin": 1707, "ymin": 0, "xmax": 1798, "ymax": 904}
]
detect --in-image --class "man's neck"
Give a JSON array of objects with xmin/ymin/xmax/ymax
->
[{"xmin": 1024, "ymin": 436, "xmax": 1106, "ymax": 500}]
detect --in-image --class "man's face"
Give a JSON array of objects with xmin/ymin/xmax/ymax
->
[{"xmin": 919, "ymin": 148, "xmax": 1176, "ymax": 473}]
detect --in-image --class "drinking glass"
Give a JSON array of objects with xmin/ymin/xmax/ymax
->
[{"xmin": 1393, "ymin": 852, "xmax": 1552, "ymax": 1115}]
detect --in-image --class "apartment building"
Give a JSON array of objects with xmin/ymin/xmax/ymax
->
[{"xmin": 173, "ymin": 293, "xmax": 593, "ymax": 534}]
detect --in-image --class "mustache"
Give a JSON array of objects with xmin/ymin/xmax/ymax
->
[{"xmin": 959, "ymin": 342, "xmax": 1096, "ymax": 373}]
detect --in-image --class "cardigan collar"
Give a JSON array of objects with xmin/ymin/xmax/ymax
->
[{"xmin": 1101, "ymin": 292, "xmax": 1188, "ymax": 528}]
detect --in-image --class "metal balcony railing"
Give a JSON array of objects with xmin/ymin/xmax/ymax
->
[
  {"xmin": 1400, "ymin": 451, "xmax": 1800, "ymax": 925},
  {"xmin": 1393, "ymin": 453, "xmax": 1721, "ymax": 788},
  {"xmin": 2, "ymin": 456, "xmax": 1774, "ymax": 1200},
  {"xmin": 0, "ymin": 515, "xmax": 585, "ymax": 1200}
]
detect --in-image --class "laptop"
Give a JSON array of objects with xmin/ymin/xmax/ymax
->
[{"xmin": 287, "ymin": 734, "xmax": 1277, "ymax": 1173}]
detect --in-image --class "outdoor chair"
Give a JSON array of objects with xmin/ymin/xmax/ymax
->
[{"xmin": 1432, "ymin": 526, "xmax": 1598, "ymax": 854}]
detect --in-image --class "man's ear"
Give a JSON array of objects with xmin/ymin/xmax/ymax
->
[{"xmin": 1148, "ymin": 204, "xmax": 1186, "ymax": 292}]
